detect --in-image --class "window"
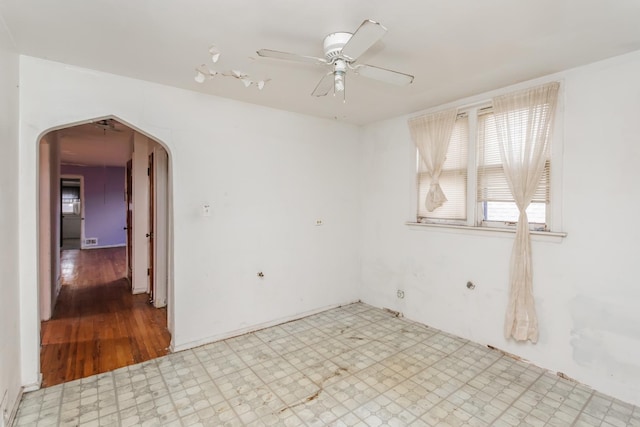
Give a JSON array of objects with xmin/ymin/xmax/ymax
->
[
  {"xmin": 61, "ymin": 185, "xmax": 81, "ymax": 215},
  {"xmin": 477, "ymin": 111, "xmax": 550, "ymax": 229},
  {"xmin": 415, "ymin": 93, "xmax": 556, "ymax": 231}
]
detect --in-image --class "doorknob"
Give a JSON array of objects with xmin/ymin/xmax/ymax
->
[
  {"xmin": 123, "ymin": 227, "xmax": 128, "ymax": 230},
  {"xmin": 146, "ymin": 233, "xmax": 154, "ymax": 238}
]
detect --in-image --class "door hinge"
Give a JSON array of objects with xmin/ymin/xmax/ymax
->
[
  {"xmin": 147, "ymin": 268, "xmax": 150, "ymax": 276},
  {"xmin": 147, "ymin": 167, "xmax": 150, "ymax": 176}
]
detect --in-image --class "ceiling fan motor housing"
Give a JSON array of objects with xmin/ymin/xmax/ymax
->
[{"xmin": 323, "ymin": 32, "xmax": 353, "ymax": 61}]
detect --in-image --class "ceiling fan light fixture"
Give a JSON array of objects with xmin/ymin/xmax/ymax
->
[
  {"xmin": 334, "ymin": 58, "xmax": 347, "ymax": 93},
  {"xmin": 334, "ymin": 72, "xmax": 345, "ymax": 92},
  {"xmin": 194, "ymin": 47, "xmax": 268, "ymax": 92},
  {"xmin": 209, "ymin": 45, "xmax": 221, "ymax": 63},
  {"xmin": 194, "ymin": 69, "xmax": 206, "ymax": 83}
]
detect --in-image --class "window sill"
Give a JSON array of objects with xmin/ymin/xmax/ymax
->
[{"xmin": 405, "ymin": 222, "xmax": 567, "ymax": 243}]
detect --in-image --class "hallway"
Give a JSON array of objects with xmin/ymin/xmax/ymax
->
[{"xmin": 40, "ymin": 247, "xmax": 171, "ymax": 387}]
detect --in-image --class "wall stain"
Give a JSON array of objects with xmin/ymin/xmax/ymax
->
[{"xmin": 569, "ymin": 294, "xmax": 640, "ymax": 386}]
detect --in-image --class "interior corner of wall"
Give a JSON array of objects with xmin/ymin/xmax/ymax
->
[{"xmin": 132, "ymin": 287, "xmax": 147, "ymax": 295}]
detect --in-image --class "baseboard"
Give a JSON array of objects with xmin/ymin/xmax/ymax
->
[
  {"xmin": 82, "ymin": 244, "xmax": 126, "ymax": 250},
  {"xmin": 4, "ymin": 372, "xmax": 41, "ymax": 427},
  {"xmin": 171, "ymin": 299, "xmax": 360, "ymax": 353},
  {"xmin": 22, "ymin": 374, "xmax": 42, "ymax": 393},
  {"xmin": 6, "ymin": 387, "xmax": 23, "ymax": 427}
]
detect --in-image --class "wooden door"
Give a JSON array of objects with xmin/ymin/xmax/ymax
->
[
  {"xmin": 126, "ymin": 160, "xmax": 133, "ymax": 281},
  {"xmin": 148, "ymin": 152, "xmax": 155, "ymax": 301}
]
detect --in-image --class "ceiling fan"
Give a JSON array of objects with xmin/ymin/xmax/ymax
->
[{"xmin": 257, "ymin": 19, "xmax": 414, "ymax": 100}]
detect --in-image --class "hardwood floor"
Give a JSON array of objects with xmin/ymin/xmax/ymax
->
[{"xmin": 40, "ymin": 247, "xmax": 171, "ymax": 387}]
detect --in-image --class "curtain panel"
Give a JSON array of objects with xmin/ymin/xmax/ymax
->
[
  {"xmin": 408, "ymin": 109, "xmax": 458, "ymax": 212},
  {"xmin": 493, "ymin": 81, "xmax": 560, "ymax": 343}
]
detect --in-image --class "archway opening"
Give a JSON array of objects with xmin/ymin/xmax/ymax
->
[{"xmin": 37, "ymin": 116, "xmax": 174, "ymax": 386}]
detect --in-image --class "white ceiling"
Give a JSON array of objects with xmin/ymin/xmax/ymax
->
[
  {"xmin": 2, "ymin": 1, "xmax": 640, "ymax": 126},
  {"xmin": 57, "ymin": 120, "xmax": 133, "ymax": 167}
]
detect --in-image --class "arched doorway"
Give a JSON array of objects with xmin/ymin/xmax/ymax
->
[{"xmin": 37, "ymin": 116, "xmax": 173, "ymax": 386}]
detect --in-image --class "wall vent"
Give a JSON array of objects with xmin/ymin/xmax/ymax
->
[{"xmin": 84, "ymin": 238, "xmax": 98, "ymax": 246}]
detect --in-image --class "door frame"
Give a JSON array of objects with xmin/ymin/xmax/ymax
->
[
  {"xmin": 60, "ymin": 174, "xmax": 85, "ymax": 249},
  {"xmin": 151, "ymin": 148, "xmax": 169, "ymax": 308},
  {"xmin": 126, "ymin": 160, "xmax": 133, "ymax": 281},
  {"xmin": 148, "ymin": 151, "xmax": 155, "ymax": 298}
]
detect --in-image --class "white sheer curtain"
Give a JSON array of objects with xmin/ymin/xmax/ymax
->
[
  {"xmin": 408, "ymin": 109, "xmax": 458, "ymax": 211},
  {"xmin": 493, "ymin": 82, "xmax": 560, "ymax": 343}
]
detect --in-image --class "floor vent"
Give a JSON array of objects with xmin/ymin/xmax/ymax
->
[{"xmin": 84, "ymin": 238, "xmax": 98, "ymax": 246}]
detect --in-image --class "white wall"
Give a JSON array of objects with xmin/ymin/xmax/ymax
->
[
  {"xmin": 18, "ymin": 56, "xmax": 361, "ymax": 385},
  {"xmin": 359, "ymin": 50, "xmax": 640, "ymax": 406},
  {"xmin": 0, "ymin": 21, "xmax": 22, "ymax": 426}
]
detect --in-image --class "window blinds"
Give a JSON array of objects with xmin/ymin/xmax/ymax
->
[
  {"xmin": 477, "ymin": 111, "xmax": 550, "ymax": 206},
  {"xmin": 61, "ymin": 186, "xmax": 81, "ymax": 201}
]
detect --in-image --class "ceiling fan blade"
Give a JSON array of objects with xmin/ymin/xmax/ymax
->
[
  {"xmin": 257, "ymin": 49, "xmax": 327, "ymax": 65},
  {"xmin": 355, "ymin": 64, "xmax": 414, "ymax": 86},
  {"xmin": 311, "ymin": 73, "xmax": 335, "ymax": 97},
  {"xmin": 341, "ymin": 19, "xmax": 387, "ymax": 61}
]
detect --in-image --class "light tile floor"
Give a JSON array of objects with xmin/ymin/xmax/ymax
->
[{"xmin": 13, "ymin": 303, "xmax": 640, "ymax": 426}]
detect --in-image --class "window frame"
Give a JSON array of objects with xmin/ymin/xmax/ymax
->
[{"xmin": 413, "ymin": 91, "xmax": 563, "ymax": 234}]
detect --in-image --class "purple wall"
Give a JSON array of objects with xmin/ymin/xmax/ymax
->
[{"xmin": 61, "ymin": 165, "xmax": 126, "ymax": 247}]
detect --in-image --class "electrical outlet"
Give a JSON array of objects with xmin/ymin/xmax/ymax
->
[
  {"xmin": 396, "ymin": 290, "xmax": 405, "ymax": 299},
  {"xmin": 315, "ymin": 219, "xmax": 323, "ymax": 226}
]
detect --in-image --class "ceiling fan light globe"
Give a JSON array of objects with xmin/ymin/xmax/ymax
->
[
  {"xmin": 208, "ymin": 45, "xmax": 221, "ymax": 63},
  {"xmin": 194, "ymin": 70, "xmax": 206, "ymax": 83},
  {"xmin": 334, "ymin": 73, "xmax": 345, "ymax": 92}
]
